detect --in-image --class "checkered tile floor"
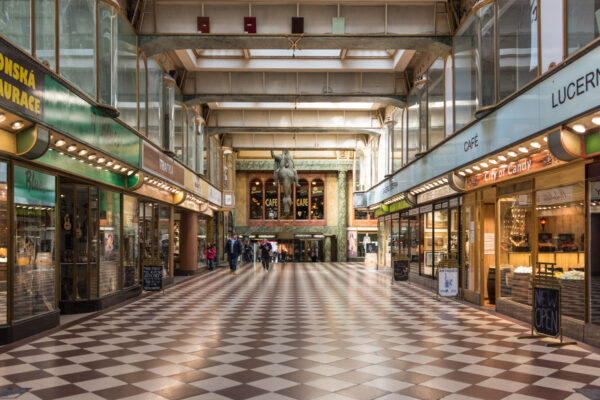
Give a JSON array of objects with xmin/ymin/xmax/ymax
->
[{"xmin": 1, "ymin": 262, "xmax": 600, "ymax": 400}]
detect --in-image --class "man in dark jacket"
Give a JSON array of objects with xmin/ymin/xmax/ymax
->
[
  {"xmin": 226, "ymin": 233, "xmax": 243, "ymax": 274},
  {"xmin": 259, "ymin": 240, "xmax": 273, "ymax": 271}
]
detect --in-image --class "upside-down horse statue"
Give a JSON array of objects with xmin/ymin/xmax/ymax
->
[{"xmin": 271, "ymin": 150, "xmax": 300, "ymax": 217}]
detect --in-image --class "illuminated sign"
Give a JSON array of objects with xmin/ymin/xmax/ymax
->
[{"xmin": 466, "ymin": 150, "xmax": 560, "ymax": 189}]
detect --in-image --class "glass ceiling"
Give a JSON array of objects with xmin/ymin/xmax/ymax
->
[
  {"xmin": 249, "ymin": 49, "xmax": 342, "ymax": 58},
  {"xmin": 213, "ymin": 102, "xmax": 377, "ymax": 110},
  {"xmin": 194, "ymin": 49, "xmax": 395, "ymax": 59}
]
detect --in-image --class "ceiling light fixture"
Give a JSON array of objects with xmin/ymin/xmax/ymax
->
[
  {"xmin": 507, "ymin": 151, "xmax": 517, "ymax": 157},
  {"xmin": 113, "ymin": 164, "xmax": 121, "ymax": 170},
  {"xmin": 87, "ymin": 154, "xmax": 96, "ymax": 160},
  {"xmin": 78, "ymin": 149, "xmax": 87, "ymax": 156},
  {"xmin": 498, "ymin": 155, "xmax": 507, "ymax": 161},
  {"xmin": 97, "ymin": 157, "xmax": 105, "ymax": 163},
  {"xmin": 127, "ymin": 170, "xmax": 134, "ymax": 176},
  {"xmin": 67, "ymin": 145, "xmax": 77, "ymax": 152},
  {"xmin": 106, "ymin": 161, "xmax": 114, "ymax": 167},
  {"xmin": 473, "ymin": 165, "xmax": 481, "ymax": 171},
  {"xmin": 489, "ymin": 159, "xmax": 497, "ymax": 165},
  {"xmin": 480, "ymin": 162, "xmax": 488, "ymax": 168},
  {"xmin": 573, "ymin": 123, "xmax": 586, "ymax": 133},
  {"xmin": 0, "ymin": 112, "xmax": 5, "ymax": 123},
  {"xmin": 592, "ymin": 116, "xmax": 600, "ymax": 126},
  {"xmin": 55, "ymin": 139, "xmax": 66, "ymax": 147},
  {"xmin": 531, "ymin": 142, "xmax": 541, "ymax": 148},
  {"xmin": 518, "ymin": 147, "xmax": 528, "ymax": 153},
  {"xmin": 465, "ymin": 168, "xmax": 473, "ymax": 174},
  {"xmin": 458, "ymin": 171, "xmax": 466, "ymax": 176}
]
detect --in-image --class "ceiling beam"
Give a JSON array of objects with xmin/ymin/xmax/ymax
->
[
  {"xmin": 140, "ymin": 34, "xmax": 451, "ymax": 58},
  {"xmin": 184, "ymin": 94, "xmax": 406, "ymax": 108}
]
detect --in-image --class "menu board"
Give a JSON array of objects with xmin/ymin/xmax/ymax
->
[
  {"xmin": 393, "ymin": 259, "xmax": 409, "ymax": 281},
  {"xmin": 143, "ymin": 265, "xmax": 163, "ymax": 291}
]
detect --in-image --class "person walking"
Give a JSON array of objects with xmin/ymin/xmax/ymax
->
[
  {"xmin": 206, "ymin": 243, "xmax": 215, "ymax": 271},
  {"xmin": 259, "ymin": 240, "xmax": 272, "ymax": 271},
  {"xmin": 226, "ymin": 234, "xmax": 243, "ymax": 274}
]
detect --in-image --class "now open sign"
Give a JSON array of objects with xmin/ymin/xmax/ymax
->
[{"xmin": 533, "ymin": 286, "xmax": 560, "ymax": 337}]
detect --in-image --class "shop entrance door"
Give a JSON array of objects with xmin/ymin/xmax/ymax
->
[
  {"xmin": 139, "ymin": 202, "xmax": 171, "ymax": 278},
  {"xmin": 482, "ymin": 203, "xmax": 496, "ymax": 308},
  {"xmin": 59, "ymin": 183, "xmax": 99, "ymax": 301},
  {"xmin": 293, "ymin": 239, "xmax": 324, "ymax": 261}
]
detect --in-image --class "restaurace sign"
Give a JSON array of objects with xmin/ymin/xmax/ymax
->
[{"xmin": 0, "ymin": 40, "xmax": 44, "ymax": 118}]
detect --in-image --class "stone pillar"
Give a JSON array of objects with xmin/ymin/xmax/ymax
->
[
  {"xmin": 178, "ymin": 211, "xmax": 198, "ymax": 275},
  {"xmin": 337, "ymin": 170, "xmax": 348, "ymax": 262},
  {"xmin": 324, "ymin": 236, "xmax": 332, "ymax": 262}
]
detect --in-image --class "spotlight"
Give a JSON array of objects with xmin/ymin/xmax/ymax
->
[
  {"xmin": 113, "ymin": 164, "xmax": 121, "ymax": 170},
  {"xmin": 465, "ymin": 168, "xmax": 473, "ymax": 174},
  {"xmin": 472, "ymin": 166, "xmax": 481, "ymax": 171},
  {"xmin": 458, "ymin": 171, "xmax": 466, "ymax": 176},
  {"xmin": 120, "ymin": 167, "xmax": 127, "ymax": 172},
  {"xmin": 480, "ymin": 162, "xmax": 488, "ymax": 168},
  {"xmin": 531, "ymin": 142, "xmax": 541, "ymax": 149},
  {"xmin": 507, "ymin": 151, "xmax": 517, "ymax": 157},
  {"xmin": 87, "ymin": 154, "xmax": 96, "ymax": 160},
  {"xmin": 127, "ymin": 170, "xmax": 134, "ymax": 176},
  {"xmin": 498, "ymin": 155, "xmax": 507, "ymax": 161},
  {"xmin": 106, "ymin": 161, "xmax": 114, "ymax": 167},
  {"xmin": 67, "ymin": 145, "xmax": 77, "ymax": 152},
  {"xmin": 489, "ymin": 159, "xmax": 497, "ymax": 165},
  {"xmin": 592, "ymin": 116, "xmax": 600, "ymax": 126},
  {"xmin": 518, "ymin": 147, "xmax": 528, "ymax": 153},
  {"xmin": 11, "ymin": 120, "xmax": 24, "ymax": 130},
  {"xmin": 55, "ymin": 139, "xmax": 66, "ymax": 147},
  {"xmin": 97, "ymin": 157, "xmax": 105, "ymax": 163},
  {"xmin": 573, "ymin": 123, "xmax": 586, "ymax": 133},
  {"xmin": 78, "ymin": 149, "xmax": 87, "ymax": 156}
]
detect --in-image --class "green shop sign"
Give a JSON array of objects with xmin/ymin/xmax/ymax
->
[
  {"xmin": 43, "ymin": 77, "xmax": 141, "ymax": 167},
  {"xmin": 14, "ymin": 165, "xmax": 55, "ymax": 206},
  {"xmin": 36, "ymin": 149, "xmax": 125, "ymax": 188}
]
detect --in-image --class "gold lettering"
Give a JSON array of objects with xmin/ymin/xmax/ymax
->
[
  {"xmin": 4, "ymin": 81, "xmax": 12, "ymax": 100},
  {"xmin": 0, "ymin": 78, "xmax": 3, "ymax": 98},
  {"xmin": 12, "ymin": 86, "xmax": 20, "ymax": 104},
  {"xmin": 20, "ymin": 90, "xmax": 28, "ymax": 108},
  {"xmin": 27, "ymin": 70, "xmax": 35, "ymax": 89},
  {"xmin": 4, "ymin": 58, "xmax": 12, "ymax": 78},
  {"xmin": 12, "ymin": 61, "xmax": 19, "ymax": 81},
  {"xmin": 34, "ymin": 98, "xmax": 40, "ymax": 114},
  {"xmin": 0, "ymin": 53, "xmax": 3, "ymax": 72},
  {"xmin": 19, "ymin": 66, "xmax": 28, "ymax": 86}
]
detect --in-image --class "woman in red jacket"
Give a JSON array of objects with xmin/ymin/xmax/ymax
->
[{"xmin": 207, "ymin": 243, "xmax": 216, "ymax": 271}]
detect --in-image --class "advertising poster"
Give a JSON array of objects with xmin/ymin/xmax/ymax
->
[
  {"xmin": 347, "ymin": 231, "xmax": 357, "ymax": 259},
  {"xmin": 438, "ymin": 268, "xmax": 459, "ymax": 297}
]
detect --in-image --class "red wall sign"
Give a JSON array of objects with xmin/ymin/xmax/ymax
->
[{"xmin": 466, "ymin": 150, "xmax": 561, "ymax": 189}]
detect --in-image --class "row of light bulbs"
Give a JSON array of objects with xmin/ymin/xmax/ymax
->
[
  {"xmin": 536, "ymin": 203, "xmax": 584, "ymax": 210},
  {"xmin": 0, "ymin": 112, "xmax": 24, "ymax": 130},
  {"xmin": 572, "ymin": 115, "xmax": 600, "ymax": 133},
  {"xmin": 410, "ymin": 177, "xmax": 448, "ymax": 195},
  {"xmin": 53, "ymin": 138, "xmax": 136, "ymax": 176},
  {"xmin": 384, "ymin": 194, "xmax": 405, "ymax": 205},
  {"xmin": 143, "ymin": 175, "xmax": 181, "ymax": 194},
  {"xmin": 457, "ymin": 138, "xmax": 546, "ymax": 177}
]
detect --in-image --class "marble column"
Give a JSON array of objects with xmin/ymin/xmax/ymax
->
[
  {"xmin": 324, "ymin": 236, "xmax": 332, "ymax": 262},
  {"xmin": 178, "ymin": 211, "xmax": 198, "ymax": 275},
  {"xmin": 337, "ymin": 170, "xmax": 348, "ymax": 262}
]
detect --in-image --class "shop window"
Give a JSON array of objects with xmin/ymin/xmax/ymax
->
[
  {"xmin": 462, "ymin": 204, "xmax": 476, "ymax": 291},
  {"xmin": 498, "ymin": 191, "xmax": 533, "ymax": 307},
  {"xmin": 99, "ymin": 190, "xmax": 120, "ymax": 296},
  {"xmin": 123, "ymin": 195, "xmax": 138, "ymax": 288},
  {"xmin": 0, "ymin": 0, "xmax": 31, "ymax": 54},
  {"xmin": 408, "ymin": 213, "xmax": 420, "ymax": 275},
  {"xmin": 391, "ymin": 214, "xmax": 400, "ymax": 261},
  {"xmin": 198, "ymin": 217, "xmax": 207, "ymax": 264},
  {"xmin": 347, "ymin": 231, "xmax": 358, "ymax": 259},
  {"xmin": 477, "ymin": 3, "xmax": 496, "ymax": 108},
  {"xmin": 310, "ymin": 179, "xmax": 325, "ymax": 220},
  {"xmin": 147, "ymin": 58, "xmax": 163, "ymax": 146},
  {"xmin": 0, "ymin": 163, "xmax": 7, "ymax": 324},
  {"xmin": 249, "ymin": 179, "xmax": 263, "ymax": 220},
  {"xmin": 196, "ymin": 122, "xmax": 207, "ymax": 175},
  {"xmin": 265, "ymin": 179, "xmax": 278, "ymax": 220},
  {"xmin": 223, "ymin": 151, "xmax": 234, "ymax": 192},
  {"xmin": 116, "ymin": 16, "xmax": 138, "ymax": 130},
  {"xmin": 187, "ymin": 112, "xmax": 197, "ymax": 171},
  {"xmin": 566, "ymin": 0, "xmax": 600, "ymax": 56},
  {"xmin": 393, "ymin": 108, "xmax": 404, "ymax": 171},
  {"xmin": 354, "ymin": 209, "xmax": 374, "ymax": 220},
  {"xmin": 540, "ymin": 0, "xmax": 563, "ymax": 73},
  {"xmin": 60, "ymin": 0, "xmax": 96, "ymax": 98},
  {"xmin": 354, "ymin": 150, "xmax": 365, "ymax": 191},
  {"xmin": 590, "ymin": 181, "xmax": 600, "ymax": 326},
  {"xmin": 378, "ymin": 218, "xmax": 385, "ymax": 266},
  {"xmin": 428, "ymin": 58, "xmax": 445, "ymax": 148},
  {"xmin": 454, "ymin": 16, "xmax": 477, "ymax": 130},
  {"xmin": 407, "ymin": 87, "xmax": 421, "ymax": 162},
  {"xmin": 444, "ymin": 56, "xmax": 453, "ymax": 136},
  {"xmin": 432, "ymin": 208, "xmax": 449, "ymax": 277},
  {"xmin": 399, "ymin": 214, "xmax": 409, "ymax": 258},
  {"xmin": 296, "ymin": 179, "xmax": 309, "ymax": 220},
  {"xmin": 536, "ymin": 183, "xmax": 585, "ymax": 321},
  {"xmin": 159, "ymin": 205, "xmax": 170, "ymax": 276},
  {"xmin": 35, "ymin": 0, "xmax": 56, "ymax": 69},
  {"xmin": 138, "ymin": 54, "xmax": 148, "ymax": 135},
  {"xmin": 421, "ymin": 210, "xmax": 433, "ymax": 276},
  {"xmin": 498, "ymin": 0, "xmax": 539, "ymax": 101},
  {"xmin": 384, "ymin": 216, "xmax": 392, "ymax": 267},
  {"xmin": 173, "ymin": 103, "xmax": 185, "ymax": 161},
  {"xmin": 14, "ymin": 166, "xmax": 56, "ymax": 322}
]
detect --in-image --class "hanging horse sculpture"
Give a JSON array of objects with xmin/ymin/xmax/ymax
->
[{"xmin": 272, "ymin": 150, "xmax": 300, "ymax": 217}]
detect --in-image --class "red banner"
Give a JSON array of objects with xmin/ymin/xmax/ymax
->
[{"xmin": 466, "ymin": 150, "xmax": 561, "ymax": 189}]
